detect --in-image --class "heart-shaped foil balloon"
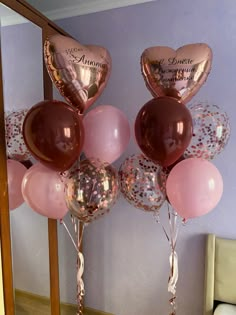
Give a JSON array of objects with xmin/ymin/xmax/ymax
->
[
  {"xmin": 44, "ymin": 34, "xmax": 112, "ymax": 114},
  {"xmin": 141, "ymin": 43, "xmax": 212, "ymax": 104}
]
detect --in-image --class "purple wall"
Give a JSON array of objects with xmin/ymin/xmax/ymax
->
[
  {"xmin": 56, "ymin": 1, "xmax": 236, "ymax": 315},
  {"xmin": 1, "ymin": 23, "xmax": 43, "ymax": 110},
  {"xmin": 1, "ymin": 21, "xmax": 78, "ymax": 304},
  {"xmin": 1, "ymin": 22, "xmax": 50, "ymax": 297}
]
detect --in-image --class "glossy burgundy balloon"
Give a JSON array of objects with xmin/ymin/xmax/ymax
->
[
  {"xmin": 135, "ymin": 97, "xmax": 193, "ymax": 167},
  {"xmin": 23, "ymin": 100, "xmax": 84, "ymax": 172}
]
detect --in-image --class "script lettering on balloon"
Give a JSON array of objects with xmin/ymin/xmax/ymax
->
[
  {"xmin": 150, "ymin": 57, "xmax": 196, "ymax": 83},
  {"xmin": 141, "ymin": 43, "xmax": 212, "ymax": 104},
  {"xmin": 44, "ymin": 34, "xmax": 111, "ymax": 114},
  {"xmin": 68, "ymin": 53, "xmax": 107, "ymax": 69}
]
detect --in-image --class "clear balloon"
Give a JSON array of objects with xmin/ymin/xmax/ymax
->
[
  {"xmin": 64, "ymin": 159, "xmax": 119, "ymax": 223},
  {"xmin": 7, "ymin": 159, "xmax": 27, "ymax": 210},
  {"xmin": 119, "ymin": 154, "xmax": 167, "ymax": 212},
  {"xmin": 83, "ymin": 105, "xmax": 130, "ymax": 164},
  {"xmin": 23, "ymin": 100, "xmax": 84, "ymax": 172},
  {"xmin": 135, "ymin": 97, "xmax": 193, "ymax": 167},
  {"xmin": 5, "ymin": 109, "xmax": 31, "ymax": 161},
  {"xmin": 44, "ymin": 34, "xmax": 111, "ymax": 114},
  {"xmin": 166, "ymin": 158, "xmax": 223, "ymax": 219},
  {"xmin": 141, "ymin": 43, "xmax": 212, "ymax": 104},
  {"xmin": 22, "ymin": 163, "xmax": 68, "ymax": 219},
  {"xmin": 184, "ymin": 102, "xmax": 230, "ymax": 160}
]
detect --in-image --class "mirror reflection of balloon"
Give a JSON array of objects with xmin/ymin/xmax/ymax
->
[
  {"xmin": 7, "ymin": 159, "xmax": 27, "ymax": 210},
  {"xmin": 5, "ymin": 109, "xmax": 31, "ymax": 161}
]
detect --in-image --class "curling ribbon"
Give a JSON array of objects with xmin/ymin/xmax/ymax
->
[
  {"xmin": 77, "ymin": 250, "xmax": 85, "ymax": 315},
  {"xmin": 168, "ymin": 250, "xmax": 178, "ymax": 295}
]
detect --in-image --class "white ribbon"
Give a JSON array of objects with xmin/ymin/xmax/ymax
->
[
  {"xmin": 168, "ymin": 250, "xmax": 178, "ymax": 296},
  {"xmin": 77, "ymin": 251, "xmax": 85, "ymax": 296}
]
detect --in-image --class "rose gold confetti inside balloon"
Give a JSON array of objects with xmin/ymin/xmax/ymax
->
[
  {"xmin": 184, "ymin": 102, "xmax": 230, "ymax": 160},
  {"xmin": 119, "ymin": 154, "xmax": 167, "ymax": 212},
  {"xmin": 5, "ymin": 109, "xmax": 31, "ymax": 161},
  {"xmin": 64, "ymin": 159, "xmax": 119, "ymax": 223}
]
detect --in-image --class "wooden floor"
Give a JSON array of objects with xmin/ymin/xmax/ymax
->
[{"xmin": 15, "ymin": 290, "xmax": 113, "ymax": 315}]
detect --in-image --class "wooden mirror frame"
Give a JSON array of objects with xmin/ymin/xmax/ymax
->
[{"xmin": 0, "ymin": 1, "xmax": 69, "ymax": 314}]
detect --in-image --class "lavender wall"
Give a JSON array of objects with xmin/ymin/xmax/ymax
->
[
  {"xmin": 1, "ymin": 19, "xmax": 78, "ymax": 304},
  {"xmin": 56, "ymin": 1, "xmax": 236, "ymax": 315},
  {"xmin": 1, "ymin": 22, "xmax": 50, "ymax": 297},
  {"xmin": 1, "ymin": 20, "xmax": 79, "ymax": 304}
]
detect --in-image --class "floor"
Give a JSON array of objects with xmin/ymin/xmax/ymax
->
[{"xmin": 15, "ymin": 290, "xmax": 113, "ymax": 315}]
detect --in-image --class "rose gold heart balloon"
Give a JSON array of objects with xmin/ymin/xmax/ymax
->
[
  {"xmin": 141, "ymin": 43, "xmax": 212, "ymax": 104},
  {"xmin": 44, "ymin": 34, "xmax": 112, "ymax": 114}
]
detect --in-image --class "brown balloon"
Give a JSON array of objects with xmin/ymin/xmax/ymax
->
[
  {"xmin": 141, "ymin": 43, "xmax": 212, "ymax": 104},
  {"xmin": 23, "ymin": 100, "xmax": 84, "ymax": 172},
  {"xmin": 44, "ymin": 34, "xmax": 112, "ymax": 114},
  {"xmin": 135, "ymin": 97, "xmax": 193, "ymax": 167}
]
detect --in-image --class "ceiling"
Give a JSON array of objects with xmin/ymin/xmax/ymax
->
[{"xmin": 0, "ymin": 0, "xmax": 154, "ymax": 26}]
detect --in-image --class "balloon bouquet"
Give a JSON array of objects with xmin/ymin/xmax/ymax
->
[
  {"xmin": 119, "ymin": 43, "xmax": 230, "ymax": 315},
  {"xmin": 5, "ymin": 37, "xmax": 231, "ymax": 315},
  {"xmin": 5, "ymin": 33, "xmax": 131, "ymax": 315}
]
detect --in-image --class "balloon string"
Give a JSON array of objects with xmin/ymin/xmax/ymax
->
[
  {"xmin": 60, "ymin": 219, "xmax": 79, "ymax": 253},
  {"xmin": 71, "ymin": 214, "xmax": 78, "ymax": 235},
  {"xmin": 77, "ymin": 221, "xmax": 85, "ymax": 315},
  {"xmin": 73, "ymin": 156, "xmax": 85, "ymax": 314},
  {"xmin": 154, "ymin": 203, "xmax": 180, "ymax": 315},
  {"xmin": 60, "ymin": 216, "xmax": 85, "ymax": 315},
  {"xmin": 167, "ymin": 204, "xmax": 179, "ymax": 315}
]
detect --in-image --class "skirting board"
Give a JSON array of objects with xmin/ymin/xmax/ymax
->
[{"xmin": 15, "ymin": 289, "xmax": 114, "ymax": 315}]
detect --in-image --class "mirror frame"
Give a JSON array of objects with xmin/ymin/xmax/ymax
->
[{"xmin": 0, "ymin": 1, "xmax": 70, "ymax": 314}]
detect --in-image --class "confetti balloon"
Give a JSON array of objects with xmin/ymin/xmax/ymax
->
[
  {"xmin": 64, "ymin": 159, "xmax": 119, "ymax": 223},
  {"xmin": 184, "ymin": 102, "xmax": 230, "ymax": 160},
  {"xmin": 119, "ymin": 154, "xmax": 167, "ymax": 212},
  {"xmin": 5, "ymin": 109, "xmax": 31, "ymax": 161}
]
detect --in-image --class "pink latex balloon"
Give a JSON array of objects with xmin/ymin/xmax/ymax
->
[
  {"xmin": 7, "ymin": 159, "xmax": 27, "ymax": 210},
  {"xmin": 22, "ymin": 163, "xmax": 68, "ymax": 219},
  {"xmin": 166, "ymin": 158, "xmax": 223, "ymax": 219},
  {"xmin": 83, "ymin": 105, "xmax": 130, "ymax": 164}
]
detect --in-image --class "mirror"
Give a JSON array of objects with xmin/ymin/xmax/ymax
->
[{"xmin": 0, "ymin": 4, "xmax": 50, "ymax": 313}]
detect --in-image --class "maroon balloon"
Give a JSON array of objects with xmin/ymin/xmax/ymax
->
[
  {"xmin": 23, "ymin": 100, "xmax": 84, "ymax": 172},
  {"xmin": 135, "ymin": 97, "xmax": 193, "ymax": 167}
]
